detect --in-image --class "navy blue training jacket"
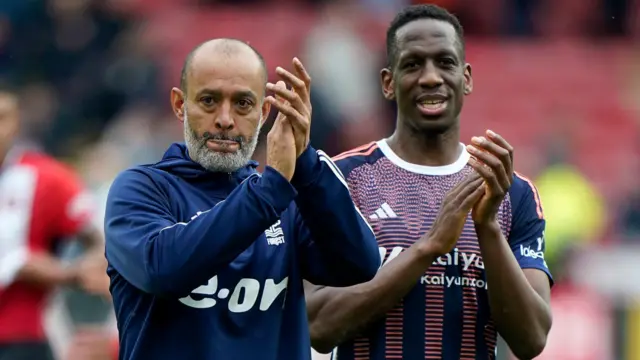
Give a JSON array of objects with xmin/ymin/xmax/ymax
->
[{"xmin": 104, "ymin": 143, "xmax": 379, "ymax": 360}]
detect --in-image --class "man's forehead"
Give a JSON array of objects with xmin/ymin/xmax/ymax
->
[
  {"xmin": 188, "ymin": 50, "xmax": 264, "ymax": 93},
  {"xmin": 396, "ymin": 19, "xmax": 458, "ymax": 48}
]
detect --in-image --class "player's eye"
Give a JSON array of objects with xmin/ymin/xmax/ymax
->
[
  {"xmin": 200, "ymin": 96, "xmax": 214, "ymax": 106},
  {"xmin": 237, "ymin": 99, "xmax": 253, "ymax": 109},
  {"xmin": 439, "ymin": 58, "xmax": 456, "ymax": 67},
  {"xmin": 403, "ymin": 61, "xmax": 419, "ymax": 69}
]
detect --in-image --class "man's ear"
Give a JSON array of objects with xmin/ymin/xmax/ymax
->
[
  {"xmin": 171, "ymin": 87, "xmax": 186, "ymax": 122},
  {"xmin": 380, "ymin": 68, "xmax": 395, "ymax": 100},
  {"xmin": 463, "ymin": 64, "xmax": 473, "ymax": 95}
]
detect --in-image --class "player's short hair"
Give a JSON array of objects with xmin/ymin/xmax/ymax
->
[
  {"xmin": 180, "ymin": 38, "xmax": 267, "ymax": 94},
  {"xmin": 386, "ymin": 4, "xmax": 465, "ymax": 68}
]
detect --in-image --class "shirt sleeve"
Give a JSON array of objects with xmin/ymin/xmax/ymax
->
[
  {"xmin": 47, "ymin": 165, "xmax": 95, "ymax": 238},
  {"xmin": 0, "ymin": 166, "xmax": 35, "ymax": 288},
  {"xmin": 508, "ymin": 172, "xmax": 553, "ymax": 285},
  {"xmin": 105, "ymin": 167, "xmax": 297, "ymax": 297},
  {"xmin": 292, "ymin": 146, "xmax": 379, "ymax": 286},
  {"xmin": 0, "ymin": 162, "xmax": 92, "ymax": 288}
]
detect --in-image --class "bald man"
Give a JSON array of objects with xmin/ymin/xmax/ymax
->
[{"xmin": 103, "ymin": 39, "xmax": 379, "ymax": 360}]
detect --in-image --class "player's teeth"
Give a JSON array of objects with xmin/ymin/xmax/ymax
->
[{"xmin": 421, "ymin": 100, "xmax": 444, "ymax": 105}]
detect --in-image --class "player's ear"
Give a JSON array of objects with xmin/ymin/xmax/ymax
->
[
  {"xmin": 171, "ymin": 87, "xmax": 186, "ymax": 122},
  {"xmin": 463, "ymin": 64, "xmax": 473, "ymax": 95},
  {"xmin": 380, "ymin": 67, "xmax": 395, "ymax": 101},
  {"xmin": 260, "ymin": 98, "xmax": 271, "ymax": 130}
]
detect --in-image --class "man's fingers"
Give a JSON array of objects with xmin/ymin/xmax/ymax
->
[
  {"xmin": 486, "ymin": 129, "xmax": 514, "ymax": 167},
  {"xmin": 275, "ymin": 66, "xmax": 305, "ymax": 90},
  {"xmin": 265, "ymin": 96, "xmax": 303, "ymax": 123},
  {"xmin": 450, "ymin": 172, "xmax": 481, "ymax": 194},
  {"xmin": 466, "ymin": 145, "xmax": 510, "ymax": 190},
  {"xmin": 275, "ymin": 66, "xmax": 309, "ymax": 106},
  {"xmin": 468, "ymin": 156, "xmax": 505, "ymax": 194},
  {"xmin": 267, "ymin": 81, "xmax": 307, "ymax": 117},
  {"xmin": 265, "ymin": 97, "xmax": 288, "ymax": 138},
  {"xmin": 470, "ymin": 135, "xmax": 513, "ymax": 178},
  {"xmin": 464, "ymin": 171, "xmax": 482, "ymax": 184},
  {"xmin": 446, "ymin": 172, "xmax": 480, "ymax": 202},
  {"xmin": 269, "ymin": 81, "xmax": 289, "ymax": 104},
  {"xmin": 467, "ymin": 143, "xmax": 502, "ymax": 169},
  {"xmin": 268, "ymin": 63, "xmax": 312, "ymax": 154},
  {"xmin": 460, "ymin": 183, "xmax": 486, "ymax": 210},
  {"xmin": 468, "ymin": 156, "xmax": 497, "ymax": 187},
  {"xmin": 292, "ymin": 57, "xmax": 311, "ymax": 95},
  {"xmin": 268, "ymin": 112, "xmax": 293, "ymax": 136},
  {"xmin": 451, "ymin": 177, "xmax": 483, "ymax": 204},
  {"xmin": 266, "ymin": 79, "xmax": 310, "ymax": 146}
]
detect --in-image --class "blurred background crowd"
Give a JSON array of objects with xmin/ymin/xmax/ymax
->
[{"xmin": 0, "ymin": 0, "xmax": 639, "ymax": 359}]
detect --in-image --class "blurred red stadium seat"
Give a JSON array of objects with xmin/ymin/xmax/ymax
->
[
  {"xmin": 139, "ymin": 5, "xmax": 318, "ymax": 87},
  {"xmin": 464, "ymin": 41, "xmax": 635, "ymax": 201}
]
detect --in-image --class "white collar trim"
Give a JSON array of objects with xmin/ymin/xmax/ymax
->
[{"xmin": 376, "ymin": 139, "xmax": 469, "ymax": 175}]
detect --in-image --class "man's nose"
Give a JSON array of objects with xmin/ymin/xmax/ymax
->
[
  {"xmin": 418, "ymin": 62, "xmax": 444, "ymax": 88},
  {"xmin": 215, "ymin": 102, "xmax": 235, "ymax": 130}
]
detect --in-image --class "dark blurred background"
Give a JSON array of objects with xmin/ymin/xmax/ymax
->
[{"xmin": 0, "ymin": 0, "xmax": 638, "ymax": 359}]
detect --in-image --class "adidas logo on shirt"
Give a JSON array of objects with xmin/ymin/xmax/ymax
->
[
  {"xmin": 369, "ymin": 202, "xmax": 397, "ymax": 220},
  {"xmin": 265, "ymin": 220, "xmax": 285, "ymax": 246}
]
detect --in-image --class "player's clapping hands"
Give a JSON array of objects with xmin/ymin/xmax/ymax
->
[
  {"xmin": 420, "ymin": 173, "xmax": 486, "ymax": 256},
  {"xmin": 466, "ymin": 130, "xmax": 514, "ymax": 225},
  {"xmin": 266, "ymin": 58, "xmax": 312, "ymax": 158},
  {"xmin": 266, "ymin": 84, "xmax": 297, "ymax": 181}
]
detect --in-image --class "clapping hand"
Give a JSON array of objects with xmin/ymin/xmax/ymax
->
[
  {"xmin": 421, "ymin": 173, "xmax": 485, "ymax": 256},
  {"xmin": 265, "ymin": 58, "xmax": 312, "ymax": 158},
  {"xmin": 266, "ymin": 82, "xmax": 297, "ymax": 181},
  {"xmin": 466, "ymin": 130, "xmax": 514, "ymax": 226}
]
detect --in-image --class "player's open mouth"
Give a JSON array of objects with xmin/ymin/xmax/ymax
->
[
  {"xmin": 417, "ymin": 99, "xmax": 448, "ymax": 116},
  {"xmin": 206, "ymin": 139, "xmax": 240, "ymax": 153}
]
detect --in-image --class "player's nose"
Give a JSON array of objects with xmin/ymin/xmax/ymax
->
[
  {"xmin": 418, "ymin": 62, "xmax": 444, "ymax": 88},
  {"xmin": 214, "ymin": 101, "xmax": 235, "ymax": 130}
]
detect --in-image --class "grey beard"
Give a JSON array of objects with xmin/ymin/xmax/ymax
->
[{"xmin": 183, "ymin": 108, "xmax": 260, "ymax": 173}]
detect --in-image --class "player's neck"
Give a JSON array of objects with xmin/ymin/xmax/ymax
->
[{"xmin": 387, "ymin": 122, "xmax": 461, "ymax": 167}]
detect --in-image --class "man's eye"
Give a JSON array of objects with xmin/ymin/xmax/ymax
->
[
  {"xmin": 237, "ymin": 99, "xmax": 252, "ymax": 108},
  {"xmin": 439, "ymin": 58, "xmax": 456, "ymax": 67},
  {"xmin": 404, "ymin": 61, "xmax": 419, "ymax": 69},
  {"xmin": 200, "ymin": 96, "xmax": 214, "ymax": 105}
]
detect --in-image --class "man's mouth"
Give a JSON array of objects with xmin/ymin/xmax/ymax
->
[
  {"xmin": 416, "ymin": 97, "xmax": 448, "ymax": 116},
  {"xmin": 206, "ymin": 139, "xmax": 240, "ymax": 153}
]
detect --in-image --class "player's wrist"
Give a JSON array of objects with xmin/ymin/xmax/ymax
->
[
  {"xmin": 474, "ymin": 220, "xmax": 501, "ymax": 238},
  {"xmin": 413, "ymin": 239, "xmax": 442, "ymax": 263},
  {"xmin": 266, "ymin": 165, "xmax": 293, "ymax": 182},
  {"xmin": 417, "ymin": 225, "xmax": 458, "ymax": 257}
]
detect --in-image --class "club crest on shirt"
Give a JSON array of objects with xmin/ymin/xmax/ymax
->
[{"xmin": 265, "ymin": 220, "xmax": 285, "ymax": 246}]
